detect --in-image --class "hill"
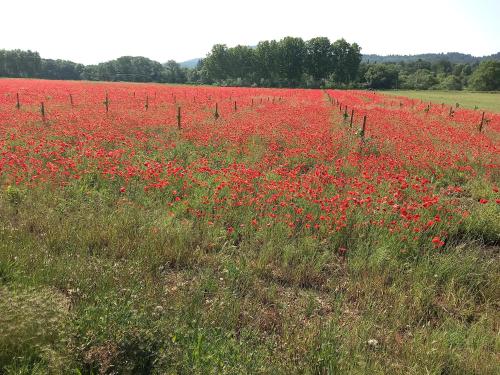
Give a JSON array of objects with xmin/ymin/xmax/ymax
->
[
  {"xmin": 362, "ymin": 52, "xmax": 500, "ymax": 64},
  {"xmin": 179, "ymin": 58, "xmax": 201, "ymax": 68}
]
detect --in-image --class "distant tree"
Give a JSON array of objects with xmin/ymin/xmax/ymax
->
[
  {"xmin": 402, "ymin": 69, "xmax": 437, "ymax": 89},
  {"xmin": 468, "ymin": 60, "xmax": 500, "ymax": 91},
  {"xmin": 0, "ymin": 49, "xmax": 41, "ymax": 77},
  {"xmin": 406, "ymin": 59, "xmax": 432, "ymax": 73},
  {"xmin": 331, "ymin": 39, "xmax": 361, "ymax": 84},
  {"xmin": 345, "ymin": 42, "xmax": 362, "ymax": 82},
  {"xmin": 227, "ymin": 45, "xmax": 256, "ymax": 82},
  {"xmin": 439, "ymin": 75, "xmax": 463, "ymax": 90},
  {"xmin": 255, "ymin": 40, "xmax": 280, "ymax": 84},
  {"xmin": 40, "ymin": 59, "xmax": 83, "ymax": 80},
  {"xmin": 204, "ymin": 44, "xmax": 231, "ymax": 81},
  {"xmin": 277, "ymin": 37, "xmax": 306, "ymax": 86},
  {"xmin": 305, "ymin": 37, "xmax": 334, "ymax": 82},
  {"xmin": 364, "ymin": 64, "xmax": 399, "ymax": 89},
  {"xmin": 432, "ymin": 59, "xmax": 453, "ymax": 74},
  {"xmin": 162, "ymin": 60, "xmax": 186, "ymax": 83}
]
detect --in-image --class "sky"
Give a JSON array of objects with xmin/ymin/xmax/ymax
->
[{"xmin": 1, "ymin": 0, "xmax": 499, "ymax": 64}]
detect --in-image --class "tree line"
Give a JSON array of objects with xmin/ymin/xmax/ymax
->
[
  {"xmin": 196, "ymin": 37, "xmax": 362, "ymax": 87},
  {"xmin": 1, "ymin": 43, "xmax": 499, "ymax": 90},
  {"xmin": 359, "ymin": 59, "xmax": 500, "ymax": 91}
]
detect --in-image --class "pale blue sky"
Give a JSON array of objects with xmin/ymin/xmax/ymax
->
[{"xmin": 1, "ymin": 0, "xmax": 498, "ymax": 64}]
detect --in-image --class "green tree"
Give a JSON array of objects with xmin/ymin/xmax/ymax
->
[
  {"xmin": 403, "ymin": 69, "xmax": 437, "ymax": 89},
  {"xmin": 255, "ymin": 40, "xmax": 280, "ymax": 84},
  {"xmin": 468, "ymin": 60, "xmax": 500, "ymax": 91},
  {"xmin": 40, "ymin": 59, "xmax": 83, "ymax": 80},
  {"xmin": 162, "ymin": 60, "xmax": 186, "ymax": 83},
  {"xmin": 204, "ymin": 44, "xmax": 231, "ymax": 81},
  {"xmin": 364, "ymin": 64, "xmax": 399, "ymax": 89},
  {"xmin": 0, "ymin": 49, "xmax": 41, "ymax": 77},
  {"xmin": 277, "ymin": 37, "xmax": 306, "ymax": 86},
  {"xmin": 439, "ymin": 75, "xmax": 462, "ymax": 90},
  {"xmin": 305, "ymin": 37, "xmax": 334, "ymax": 82},
  {"xmin": 227, "ymin": 45, "xmax": 256, "ymax": 82},
  {"xmin": 331, "ymin": 39, "xmax": 361, "ymax": 84}
]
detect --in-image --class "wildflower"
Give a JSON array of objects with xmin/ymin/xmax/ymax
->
[{"xmin": 431, "ymin": 236, "xmax": 445, "ymax": 248}]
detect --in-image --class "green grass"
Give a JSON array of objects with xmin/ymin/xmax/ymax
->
[
  {"xmin": 0, "ymin": 172, "xmax": 499, "ymax": 374},
  {"xmin": 0, "ymin": 111, "xmax": 499, "ymax": 373},
  {"xmin": 383, "ymin": 90, "xmax": 500, "ymax": 113}
]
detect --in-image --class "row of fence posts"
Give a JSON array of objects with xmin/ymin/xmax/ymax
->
[
  {"xmin": 326, "ymin": 91, "xmax": 367, "ymax": 140},
  {"xmin": 325, "ymin": 91, "xmax": 488, "ymax": 135},
  {"xmin": 13, "ymin": 92, "xmax": 488, "ymax": 133}
]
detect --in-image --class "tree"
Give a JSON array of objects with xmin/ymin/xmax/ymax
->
[
  {"xmin": 432, "ymin": 59, "xmax": 452, "ymax": 74},
  {"xmin": 331, "ymin": 39, "xmax": 361, "ymax": 84},
  {"xmin": 277, "ymin": 37, "xmax": 306, "ymax": 86},
  {"xmin": 0, "ymin": 49, "xmax": 41, "ymax": 77},
  {"xmin": 305, "ymin": 37, "xmax": 334, "ymax": 82},
  {"xmin": 345, "ymin": 42, "xmax": 362, "ymax": 83},
  {"xmin": 162, "ymin": 60, "xmax": 186, "ymax": 83},
  {"xmin": 227, "ymin": 45, "xmax": 256, "ymax": 81},
  {"xmin": 40, "ymin": 59, "xmax": 83, "ymax": 80},
  {"xmin": 468, "ymin": 60, "xmax": 500, "ymax": 91},
  {"xmin": 438, "ymin": 75, "xmax": 462, "ymax": 90},
  {"xmin": 255, "ymin": 40, "xmax": 280, "ymax": 84},
  {"xmin": 364, "ymin": 64, "xmax": 399, "ymax": 89},
  {"xmin": 402, "ymin": 69, "xmax": 437, "ymax": 89},
  {"xmin": 204, "ymin": 44, "xmax": 231, "ymax": 81}
]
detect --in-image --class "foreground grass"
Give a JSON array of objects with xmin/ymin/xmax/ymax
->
[
  {"xmin": 383, "ymin": 90, "xmax": 500, "ymax": 113},
  {"xmin": 0, "ymin": 177, "xmax": 498, "ymax": 374}
]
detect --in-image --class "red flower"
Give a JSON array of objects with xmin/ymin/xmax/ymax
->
[{"xmin": 431, "ymin": 236, "xmax": 445, "ymax": 248}]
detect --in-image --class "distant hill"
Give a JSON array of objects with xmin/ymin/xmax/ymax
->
[
  {"xmin": 179, "ymin": 58, "xmax": 201, "ymax": 68},
  {"xmin": 362, "ymin": 52, "xmax": 500, "ymax": 64}
]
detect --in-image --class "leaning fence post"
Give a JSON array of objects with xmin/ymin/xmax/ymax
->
[
  {"xmin": 16, "ymin": 93, "xmax": 20, "ymax": 110},
  {"xmin": 350, "ymin": 109, "xmax": 354, "ymax": 128},
  {"xmin": 145, "ymin": 94, "xmax": 149, "ymax": 111},
  {"xmin": 234, "ymin": 101, "xmax": 237, "ymax": 111},
  {"xmin": 69, "ymin": 93, "xmax": 73, "ymax": 107},
  {"xmin": 479, "ymin": 112, "xmax": 485, "ymax": 133}
]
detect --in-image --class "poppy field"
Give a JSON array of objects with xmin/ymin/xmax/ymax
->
[{"xmin": 0, "ymin": 79, "xmax": 499, "ymax": 374}]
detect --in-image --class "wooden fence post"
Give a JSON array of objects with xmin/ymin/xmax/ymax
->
[
  {"xmin": 360, "ymin": 115, "xmax": 366, "ymax": 140},
  {"xmin": 177, "ymin": 106, "xmax": 181, "ymax": 130},
  {"xmin": 479, "ymin": 112, "xmax": 485, "ymax": 133},
  {"xmin": 214, "ymin": 103, "xmax": 220, "ymax": 120},
  {"xmin": 40, "ymin": 102, "xmax": 45, "ymax": 121},
  {"xmin": 104, "ymin": 92, "xmax": 109, "ymax": 113}
]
